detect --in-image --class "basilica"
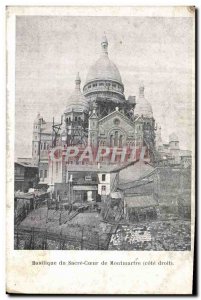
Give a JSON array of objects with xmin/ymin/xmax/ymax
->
[
  {"xmin": 32, "ymin": 35, "xmax": 157, "ymax": 185},
  {"xmin": 62, "ymin": 34, "xmax": 155, "ymax": 152},
  {"xmin": 31, "ymin": 34, "xmax": 191, "ymax": 198}
]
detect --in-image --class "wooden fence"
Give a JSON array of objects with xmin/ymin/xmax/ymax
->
[{"xmin": 14, "ymin": 224, "xmax": 118, "ymax": 250}]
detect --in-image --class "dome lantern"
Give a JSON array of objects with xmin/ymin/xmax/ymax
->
[
  {"xmin": 139, "ymin": 83, "xmax": 145, "ymax": 98},
  {"xmin": 101, "ymin": 33, "xmax": 108, "ymax": 55},
  {"xmin": 75, "ymin": 72, "xmax": 81, "ymax": 90}
]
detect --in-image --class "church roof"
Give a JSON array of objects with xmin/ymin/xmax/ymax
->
[
  {"xmin": 85, "ymin": 35, "xmax": 123, "ymax": 85},
  {"xmin": 85, "ymin": 55, "xmax": 123, "ymax": 85}
]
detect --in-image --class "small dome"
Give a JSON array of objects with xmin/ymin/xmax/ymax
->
[
  {"xmin": 169, "ymin": 133, "xmax": 179, "ymax": 142},
  {"xmin": 135, "ymin": 85, "xmax": 153, "ymax": 118},
  {"xmin": 64, "ymin": 73, "xmax": 89, "ymax": 113}
]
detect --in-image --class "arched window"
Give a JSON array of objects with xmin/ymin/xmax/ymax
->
[
  {"xmin": 114, "ymin": 131, "xmax": 118, "ymax": 147},
  {"xmin": 110, "ymin": 135, "xmax": 113, "ymax": 147},
  {"xmin": 119, "ymin": 135, "xmax": 123, "ymax": 148},
  {"xmin": 75, "ymin": 116, "xmax": 77, "ymax": 122}
]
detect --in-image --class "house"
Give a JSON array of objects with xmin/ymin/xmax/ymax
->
[{"xmin": 14, "ymin": 162, "xmax": 38, "ymax": 192}]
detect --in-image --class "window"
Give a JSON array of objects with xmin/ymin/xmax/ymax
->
[
  {"xmin": 112, "ymin": 84, "xmax": 116, "ymax": 88},
  {"xmin": 44, "ymin": 170, "xmax": 47, "ymax": 178},
  {"xmin": 110, "ymin": 135, "xmax": 113, "ymax": 147},
  {"xmin": 88, "ymin": 85, "xmax": 91, "ymax": 89},
  {"xmin": 40, "ymin": 143, "xmax": 43, "ymax": 150},
  {"xmin": 102, "ymin": 174, "xmax": 106, "ymax": 181},
  {"xmin": 75, "ymin": 116, "xmax": 77, "ymax": 121},
  {"xmin": 85, "ymin": 175, "xmax": 92, "ymax": 181},
  {"xmin": 101, "ymin": 185, "xmax": 106, "ymax": 191},
  {"xmin": 114, "ymin": 131, "xmax": 118, "ymax": 147},
  {"xmin": 119, "ymin": 135, "xmax": 123, "ymax": 148},
  {"xmin": 40, "ymin": 170, "xmax": 43, "ymax": 178},
  {"xmin": 99, "ymin": 83, "xmax": 104, "ymax": 86},
  {"xmin": 114, "ymin": 118, "xmax": 120, "ymax": 126},
  {"xmin": 15, "ymin": 166, "xmax": 21, "ymax": 175},
  {"xmin": 93, "ymin": 83, "xmax": 97, "ymax": 87},
  {"xmin": 56, "ymin": 162, "xmax": 58, "ymax": 174}
]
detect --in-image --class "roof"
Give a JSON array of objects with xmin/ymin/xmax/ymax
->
[
  {"xmin": 118, "ymin": 161, "xmax": 154, "ymax": 184},
  {"xmin": 66, "ymin": 164, "xmax": 120, "ymax": 173},
  {"xmin": 99, "ymin": 109, "xmax": 135, "ymax": 128},
  {"xmin": 124, "ymin": 195, "xmax": 158, "ymax": 208},
  {"xmin": 118, "ymin": 178, "xmax": 153, "ymax": 190},
  {"xmin": 15, "ymin": 190, "xmax": 48, "ymax": 199},
  {"xmin": 179, "ymin": 150, "xmax": 192, "ymax": 157},
  {"xmin": 110, "ymin": 191, "xmax": 122, "ymax": 199},
  {"xmin": 66, "ymin": 160, "xmax": 151, "ymax": 175},
  {"xmin": 85, "ymin": 54, "xmax": 123, "ymax": 85},
  {"xmin": 67, "ymin": 165, "xmax": 98, "ymax": 172},
  {"xmin": 15, "ymin": 162, "xmax": 38, "ymax": 169}
]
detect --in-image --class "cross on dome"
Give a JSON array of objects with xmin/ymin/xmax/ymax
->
[
  {"xmin": 101, "ymin": 33, "xmax": 108, "ymax": 55},
  {"xmin": 75, "ymin": 72, "xmax": 81, "ymax": 90}
]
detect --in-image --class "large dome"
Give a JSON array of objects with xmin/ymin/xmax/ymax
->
[
  {"xmin": 135, "ymin": 85, "xmax": 153, "ymax": 118},
  {"xmin": 85, "ymin": 54, "xmax": 123, "ymax": 85},
  {"xmin": 64, "ymin": 73, "xmax": 88, "ymax": 113},
  {"xmin": 83, "ymin": 35, "xmax": 125, "ymax": 102}
]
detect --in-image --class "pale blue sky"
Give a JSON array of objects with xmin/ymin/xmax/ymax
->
[{"xmin": 15, "ymin": 16, "xmax": 194, "ymax": 158}]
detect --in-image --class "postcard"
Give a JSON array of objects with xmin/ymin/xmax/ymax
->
[{"xmin": 6, "ymin": 6, "xmax": 195, "ymax": 294}]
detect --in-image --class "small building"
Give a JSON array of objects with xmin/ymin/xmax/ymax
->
[
  {"xmin": 65, "ymin": 165, "xmax": 98, "ymax": 202},
  {"xmin": 14, "ymin": 162, "xmax": 38, "ymax": 192},
  {"xmin": 124, "ymin": 195, "xmax": 158, "ymax": 223}
]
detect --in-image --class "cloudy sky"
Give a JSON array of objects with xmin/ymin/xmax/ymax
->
[{"xmin": 15, "ymin": 16, "xmax": 194, "ymax": 158}]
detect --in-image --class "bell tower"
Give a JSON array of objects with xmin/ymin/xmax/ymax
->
[{"xmin": 88, "ymin": 102, "xmax": 99, "ymax": 148}]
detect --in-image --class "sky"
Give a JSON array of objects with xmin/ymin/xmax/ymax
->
[{"xmin": 15, "ymin": 16, "xmax": 194, "ymax": 158}]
